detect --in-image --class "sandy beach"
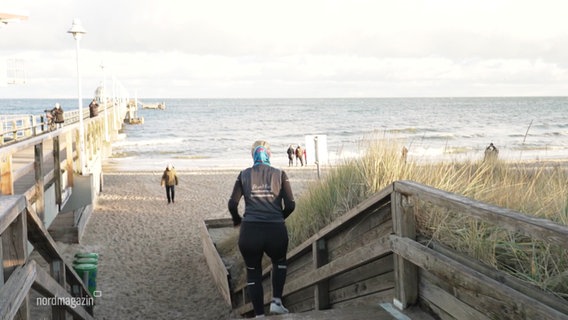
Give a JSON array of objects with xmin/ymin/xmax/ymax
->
[{"xmin": 51, "ymin": 165, "xmax": 320, "ymax": 320}]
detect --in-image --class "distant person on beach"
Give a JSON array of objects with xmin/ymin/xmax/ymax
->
[
  {"xmin": 484, "ymin": 142, "xmax": 499, "ymax": 162},
  {"xmin": 89, "ymin": 98, "xmax": 99, "ymax": 118},
  {"xmin": 286, "ymin": 145, "xmax": 295, "ymax": 167},
  {"xmin": 401, "ymin": 146, "xmax": 408, "ymax": 164},
  {"xmin": 228, "ymin": 140, "xmax": 296, "ymax": 317},
  {"xmin": 160, "ymin": 163, "xmax": 178, "ymax": 204},
  {"xmin": 295, "ymin": 144, "xmax": 304, "ymax": 166},
  {"xmin": 48, "ymin": 103, "xmax": 64, "ymax": 128}
]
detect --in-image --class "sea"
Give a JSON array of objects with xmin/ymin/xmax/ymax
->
[{"xmin": 1, "ymin": 97, "xmax": 567, "ymax": 171}]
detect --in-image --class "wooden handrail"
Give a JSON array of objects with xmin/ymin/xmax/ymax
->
[
  {"xmin": 390, "ymin": 235, "xmax": 568, "ymax": 320},
  {"xmin": 223, "ymin": 180, "xmax": 568, "ymax": 318},
  {"xmin": 394, "ymin": 180, "xmax": 568, "ymax": 249},
  {"xmin": 0, "ymin": 261, "xmax": 36, "ymax": 319}
]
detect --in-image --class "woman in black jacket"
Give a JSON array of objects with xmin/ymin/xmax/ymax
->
[{"xmin": 228, "ymin": 140, "xmax": 295, "ymax": 317}]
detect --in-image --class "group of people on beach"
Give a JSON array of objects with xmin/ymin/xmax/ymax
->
[{"xmin": 286, "ymin": 144, "xmax": 306, "ymax": 167}]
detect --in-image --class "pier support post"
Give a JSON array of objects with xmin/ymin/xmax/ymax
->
[
  {"xmin": 34, "ymin": 143, "xmax": 45, "ymax": 223},
  {"xmin": 53, "ymin": 137, "xmax": 62, "ymax": 210}
]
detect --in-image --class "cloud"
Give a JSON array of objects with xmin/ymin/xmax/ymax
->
[{"xmin": 2, "ymin": 0, "xmax": 568, "ymax": 98}]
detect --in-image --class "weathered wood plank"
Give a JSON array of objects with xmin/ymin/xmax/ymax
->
[
  {"xmin": 0, "ymin": 261, "xmax": 36, "ymax": 320},
  {"xmin": 390, "ymin": 235, "xmax": 568, "ymax": 320},
  {"xmin": 328, "ymin": 255, "xmax": 393, "ymax": 292},
  {"xmin": 53, "ymin": 136, "xmax": 62, "ymax": 208},
  {"xmin": 424, "ymin": 239, "xmax": 568, "ymax": 315},
  {"xmin": 284, "ymin": 286, "xmax": 315, "ymax": 314},
  {"xmin": 2, "ymin": 211, "xmax": 27, "ymax": 281},
  {"xmin": 326, "ymin": 206, "xmax": 391, "ymax": 261},
  {"xmin": 50, "ymin": 259, "xmax": 67, "ymax": 320},
  {"xmin": 1, "ymin": 153, "xmax": 14, "ymax": 195},
  {"xmin": 26, "ymin": 205, "xmax": 63, "ymax": 264},
  {"xmin": 391, "ymin": 191, "xmax": 418, "ymax": 309},
  {"xmin": 312, "ymin": 239, "xmax": 329, "ymax": 310},
  {"xmin": 200, "ymin": 220, "xmax": 232, "ymax": 306},
  {"xmin": 286, "ymin": 183, "xmax": 394, "ymax": 261},
  {"xmin": 394, "ymin": 180, "xmax": 568, "ymax": 249},
  {"xmin": 0, "ymin": 196, "xmax": 26, "ymax": 235},
  {"xmin": 329, "ymin": 271, "xmax": 394, "ymax": 304},
  {"xmin": 34, "ymin": 142, "xmax": 45, "ymax": 223},
  {"xmin": 285, "ymin": 237, "xmax": 390, "ymax": 297},
  {"xmin": 419, "ymin": 276, "xmax": 489, "ymax": 320}
]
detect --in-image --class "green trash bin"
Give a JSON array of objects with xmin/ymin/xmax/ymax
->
[
  {"xmin": 73, "ymin": 257, "xmax": 98, "ymax": 266},
  {"xmin": 74, "ymin": 252, "xmax": 99, "ymax": 260},
  {"xmin": 73, "ymin": 264, "xmax": 97, "ymax": 296}
]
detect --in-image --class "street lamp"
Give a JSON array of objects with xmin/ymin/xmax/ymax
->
[{"xmin": 68, "ymin": 18, "xmax": 87, "ymax": 175}]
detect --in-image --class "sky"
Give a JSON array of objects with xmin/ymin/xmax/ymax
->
[{"xmin": 1, "ymin": 0, "xmax": 567, "ymax": 99}]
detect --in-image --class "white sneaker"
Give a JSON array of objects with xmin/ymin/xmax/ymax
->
[{"xmin": 269, "ymin": 301, "xmax": 289, "ymax": 314}]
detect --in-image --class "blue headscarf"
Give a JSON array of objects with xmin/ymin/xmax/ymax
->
[{"xmin": 252, "ymin": 145, "xmax": 271, "ymax": 166}]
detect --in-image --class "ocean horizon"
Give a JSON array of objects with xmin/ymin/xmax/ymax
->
[{"xmin": 2, "ymin": 97, "xmax": 567, "ymax": 171}]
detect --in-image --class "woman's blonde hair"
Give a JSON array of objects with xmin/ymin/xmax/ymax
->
[{"xmin": 251, "ymin": 140, "xmax": 270, "ymax": 157}]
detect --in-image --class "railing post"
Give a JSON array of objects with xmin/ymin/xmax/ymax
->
[
  {"xmin": 313, "ymin": 238, "xmax": 330, "ymax": 310},
  {"xmin": 50, "ymin": 259, "xmax": 67, "ymax": 319},
  {"xmin": 391, "ymin": 189, "xmax": 418, "ymax": 310},
  {"xmin": 1, "ymin": 212, "xmax": 30, "ymax": 319},
  {"xmin": 1, "ymin": 153, "xmax": 14, "ymax": 195}
]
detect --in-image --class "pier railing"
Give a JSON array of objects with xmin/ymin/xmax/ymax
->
[
  {"xmin": 1, "ymin": 108, "xmax": 86, "ymax": 146},
  {"xmin": 204, "ymin": 180, "xmax": 568, "ymax": 319},
  {"xmin": 0, "ymin": 196, "xmax": 94, "ymax": 319}
]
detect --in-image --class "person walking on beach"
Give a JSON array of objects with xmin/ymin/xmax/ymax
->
[
  {"xmin": 295, "ymin": 144, "xmax": 304, "ymax": 166},
  {"xmin": 286, "ymin": 145, "xmax": 295, "ymax": 167},
  {"xmin": 484, "ymin": 142, "xmax": 499, "ymax": 162},
  {"xmin": 228, "ymin": 140, "xmax": 296, "ymax": 317},
  {"xmin": 161, "ymin": 163, "xmax": 178, "ymax": 204}
]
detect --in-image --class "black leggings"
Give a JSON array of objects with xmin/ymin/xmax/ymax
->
[
  {"xmin": 165, "ymin": 185, "xmax": 175, "ymax": 203},
  {"xmin": 238, "ymin": 221, "xmax": 288, "ymax": 316}
]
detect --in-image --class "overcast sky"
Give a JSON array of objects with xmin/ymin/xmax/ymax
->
[{"xmin": 1, "ymin": 0, "xmax": 567, "ymax": 99}]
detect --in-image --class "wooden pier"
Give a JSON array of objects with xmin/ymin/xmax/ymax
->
[
  {"xmin": 1, "ymin": 98, "xmax": 132, "ymax": 319},
  {"xmin": 203, "ymin": 181, "xmax": 568, "ymax": 319}
]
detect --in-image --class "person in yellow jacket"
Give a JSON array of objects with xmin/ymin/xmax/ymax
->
[{"xmin": 161, "ymin": 163, "xmax": 178, "ymax": 204}]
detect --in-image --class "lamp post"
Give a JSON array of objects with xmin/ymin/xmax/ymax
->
[{"xmin": 68, "ymin": 18, "xmax": 87, "ymax": 175}]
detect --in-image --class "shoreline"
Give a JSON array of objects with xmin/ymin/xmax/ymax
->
[{"xmin": 102, "ymin": 157, "xmax": 568, "ymax": 174}]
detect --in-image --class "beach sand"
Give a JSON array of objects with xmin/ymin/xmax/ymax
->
[{"xmin": 50, "ymin": 165, "xmax": 320, "ymax": 320}]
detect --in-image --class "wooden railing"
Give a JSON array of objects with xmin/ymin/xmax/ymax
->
[
  {"xmin": 204, "ymin": 180, "xmax": 568, "ymax": 319},
  {"xmin": 0, "ymin": 196, "xmax": 94, "ymax": 320}
]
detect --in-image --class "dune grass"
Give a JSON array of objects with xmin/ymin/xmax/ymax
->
[{"xmin": 219, "ymin": 138, "xmax": 568, "ymax": 300}]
